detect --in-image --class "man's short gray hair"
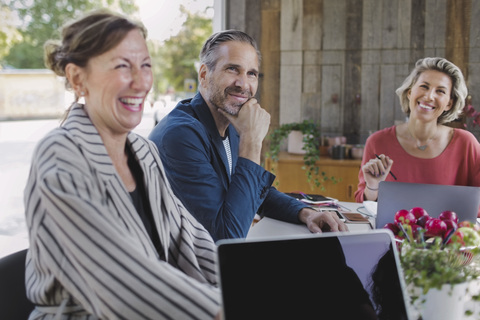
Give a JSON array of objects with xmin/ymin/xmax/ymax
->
[{"xmin": 199, "ymin": 30, "xmax": 261, "ymax": 71}]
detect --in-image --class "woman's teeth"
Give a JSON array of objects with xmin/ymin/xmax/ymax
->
[
  {"xmin": 119, "ymin": 97, "xmax": 144, "ymax": 111},
  {"xmin": 419, "ymin": 103, "xmax": 434, "ymax": 110},
  {"xmin": 120, "ymin": 97, "xmax": 143, "ymax": 106}
]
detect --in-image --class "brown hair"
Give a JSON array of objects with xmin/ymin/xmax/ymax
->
[{"xmin": 44, "ymin": 9, "xmax": 146, "ymax": 97}]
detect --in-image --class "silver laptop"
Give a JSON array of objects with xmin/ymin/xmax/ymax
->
[
  {"xmin": 376, "ymin": 181, "xmax": 480, "ymax": 229},
  {"xmin": 217, "ymin": 230, "xmax": 411, "ymax": 320}
]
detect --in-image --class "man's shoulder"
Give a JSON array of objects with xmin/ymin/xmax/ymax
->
[{"xmin": 149, "ymin": 105, "xmax": 208, "ymax": 148}]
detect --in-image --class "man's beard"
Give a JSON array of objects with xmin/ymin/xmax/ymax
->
[{"xmin": 208, "ymin": 81, "xmax": 252, "ymax": 116}]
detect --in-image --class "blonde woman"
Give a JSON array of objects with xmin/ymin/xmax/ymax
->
[{"xmin": 356, "ymin": 57, "xmax": 480, "ymax": 206}]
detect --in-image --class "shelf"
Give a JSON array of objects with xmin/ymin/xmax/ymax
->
[{"xmin": 265, "ymin": 151, "xmax": 362, "ymax": 202}]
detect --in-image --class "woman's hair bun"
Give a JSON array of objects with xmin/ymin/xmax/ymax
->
[{"xmin": 44, "ymin": 40, "xmax": 66, "ymax": 77}]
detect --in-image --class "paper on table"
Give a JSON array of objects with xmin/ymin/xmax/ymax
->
[
  {"xmin": 363, "ymin": 201, "xmax": 377, "ymax": 217},
  {"xmin": 285, "ymin": 192, "xmax": 338, "ymax": 205}
]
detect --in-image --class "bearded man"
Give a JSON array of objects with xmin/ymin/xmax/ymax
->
[{"xmin": 149, "ymin": 30, "xmax": 347, "ymax": 241}]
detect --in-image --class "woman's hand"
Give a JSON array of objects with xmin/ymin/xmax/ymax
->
[{"xmin": 361, "ymin": 154, "xmax": 393, "ymax": 200}]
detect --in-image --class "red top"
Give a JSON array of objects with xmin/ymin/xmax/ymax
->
[{"xmin": 355, "ymin": 126, "xmax": 480, "ymax": 204}]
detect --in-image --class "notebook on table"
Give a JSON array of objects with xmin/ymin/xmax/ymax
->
[
  {"xmin": 217, "ymin": 230, "xmax": 411, "ymax": 320},
  {"xmin": 375, "ymin": 181, "xmax": 480, "ymax": 229}
]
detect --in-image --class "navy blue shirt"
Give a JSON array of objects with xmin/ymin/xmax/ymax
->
[{"xmin": 149, "ymin": 93, "xmax": 307, "ymax": 241}]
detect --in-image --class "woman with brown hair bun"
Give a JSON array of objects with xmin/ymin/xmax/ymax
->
[{"xmin": 25, "ymin": 9, "xmax": 221, "ymax": 319}]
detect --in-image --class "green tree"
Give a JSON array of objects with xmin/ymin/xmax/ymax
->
[
  {"xmin": 2, "ymin": 0, "xmax": 138, "ymax": 68},
  {"xmin": 149, "ymin": 5, "xmax": 212, "ymax": 96},
  {"xmin": 0, "ymin": 5, "xmax": 22, "ymax": 66}
]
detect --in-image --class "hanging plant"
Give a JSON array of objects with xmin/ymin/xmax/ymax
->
[{"xmin": 267, "ymin": 119, "xmax": 337, "ymax": 189}]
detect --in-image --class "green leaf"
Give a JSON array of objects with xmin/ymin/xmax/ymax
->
[{"xmin": 267, "ymin": 120, "xmax": 339, "ymax": 190}]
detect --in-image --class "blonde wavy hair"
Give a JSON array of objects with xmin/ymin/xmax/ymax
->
[{"xmin": 395, "ymin": 57, "xmax": 468, "ymax": 124}]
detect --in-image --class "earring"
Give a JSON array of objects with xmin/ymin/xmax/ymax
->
[{"xmin": 80, "ymin": 91, "xmax": 85, "ymax": 96}]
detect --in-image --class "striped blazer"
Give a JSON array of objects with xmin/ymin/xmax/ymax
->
[{"xmin": 24, "ymin": 104, "xmax": 220, "ymax": 319}]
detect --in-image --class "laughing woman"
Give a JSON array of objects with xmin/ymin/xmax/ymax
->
[
  {"xmin": 24, "ymin": 10, "xmax": 220, "ymax": 319},
  {"xmin": 355, "ymin": 57, "xmax": 480, "ymax": 205}
]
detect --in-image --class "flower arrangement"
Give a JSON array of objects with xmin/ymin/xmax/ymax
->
[{"xmin": 383, "ymin": 207, "xmax": 480, "ymax": 312}]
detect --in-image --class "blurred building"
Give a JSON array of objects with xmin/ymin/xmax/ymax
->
[{"xmin": 0, "ymin": 69, "xmax": 66, "ymax": 120}]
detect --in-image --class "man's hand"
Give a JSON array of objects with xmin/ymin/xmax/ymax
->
[
  {"xmin": 298, "ymin": 208, "xmax": 349, "ymax": 233},
  {"xmin": 218, "ymin": 98, "xmax": 270, "ymax": 164}
]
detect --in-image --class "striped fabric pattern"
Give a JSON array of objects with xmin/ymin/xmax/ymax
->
[
  {"xmin": 24, "ymin": 104, "xmax": 220, "ymax": 319},
  {"xmin": 222, "ymin": 137, "xmax": 232, "ymax": 176}
]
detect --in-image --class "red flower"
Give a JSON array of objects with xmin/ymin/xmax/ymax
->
[
  {"xmin": 464, "ymin": 104, "xmax": 476, "ymax": 117},
  {"xmin": 464, "ymin": 104, "xmax": 480, "ymax": 128}
]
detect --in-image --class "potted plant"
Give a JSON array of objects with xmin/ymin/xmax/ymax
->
[
  {"xmin": 384, "ymin": 207, "xmax": 480, "ymax": 319},
  {"xmin": 267, "ymin": 120, "xmax": 336, "ymax": 189}
]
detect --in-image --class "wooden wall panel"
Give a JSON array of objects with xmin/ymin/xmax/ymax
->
[
  {"xmin": 394, "ymin": 63, "xmax": 410, "ymax": 122},
  {"xmin": 224, "ymin": 0, "xmax": 480, "ymax": 147},
  {"xmin": 303, "ymin": 50, "xmax": 322, "ymax": 124},
  {"xmin": 321, "ymin": 65, "xmax": 343, "ymax": 134},
  {"xmin": 468, "ymin": 64, "xmax": 480, "ymax": 137},
  {"xmin": 302, "ymin": 0, "xmax": 322, "ymax": 51},
  {"xmin": 360, "ymin": 64, "xmax": 380, "ymax": 136},
  {"xmin": 303, "ymin": 62, "xmax": 321, "ymax": 93},
  {"xmin": 468, "ymin": 0, "xmax": 480, "ymax": 139},
  {"xmin": 279, "ymin": 0, "xmax": 303, "ymax": 124},
  {"xmin": 425, "ymin": 0, "xmax": 447, "ymax": 50},
  {"xmin": 468, "ymin": 0, "xmax": 480, "ymax": 136},
  {"xmin": 323, "ymin": 0, "xmax": 346, "ymax": 50},
  {"xmin": 362, "ymin": 0, "xmax": 383, "ymax": 49},
  {"xmin": 226, "ymin": 0, "xmax": 246, "ymax": 30},
  {"xmin": 410, "ymin": 0, "xmax": 426, "ymax": 63},
  {"xmin": 423, "ymin": 0, "xmax": 446, "ymax": 58},
  {"xmin": 259, "ymin": 2, "xmax": 281, "ymax": 129},
  {"xmin": 446, "ymin": 0, "xmax": 472, "ymax": 78},
  {"xmin": 343, "ymin": 0, "xmax": 363, "ymax": 143},
  {"xmin": 244, "ymin": 0, "xmax": 262, "ymax": 45},
  {"xmin": 468, "ymin": 0, "xmax": 480, "ymax": 112},
  {"xmin": 280, "ymin": 62, "xmax": 303, "ymax": 124},
  {"xmin": 470, "ymin": 1, "xmax": 480, "ymax": 52},
  {"xmin": 280, "ymin": 0, "xmax": 303, "ymax": 51},
  {"xmin": 381, "ymin": 0, "xmax": 399, "ymax": 49},
  {"xmin": 302, "ymin": 92, "xmax": 322, "ymax": 121},
  {"xmin": 397, "ymin": 0, "xmax": 412, "ymax": 49},
  {"xmin": 379, "ymin": 65, "xmax": 396, "ymax": 130}
]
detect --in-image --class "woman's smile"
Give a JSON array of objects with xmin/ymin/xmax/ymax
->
[
  {"xmin": 418, "ymin": 102, "xmax": 435, "ymax": 111},
  {"xmin": 119, "ymin": 96, "xmax": 146, "ymax": 112}
]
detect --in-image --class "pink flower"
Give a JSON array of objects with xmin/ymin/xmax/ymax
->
[
  {"xmin": 474, "ymin": 113, "xmax": 480, "ymax": 127},
  {"xmin": 464, "ymin": 104, "xmax": 480, "ymax": 128},
  {"xmin": 464, "ymin": 104, "xmax": 477, "ymax": 117}
]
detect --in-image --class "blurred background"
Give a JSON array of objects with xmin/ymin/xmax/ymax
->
[
  {"xmin": 0, "ymin": 0, "xmax": 216, "ymax": 258},
  {"xmin": 2, "ymin": 0, "xmax": 480, "ymax": 258}
]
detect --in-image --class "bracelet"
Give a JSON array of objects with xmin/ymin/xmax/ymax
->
[{"xmin": 366, "ymin": 184, "xmax": 379, "ymax": 191}]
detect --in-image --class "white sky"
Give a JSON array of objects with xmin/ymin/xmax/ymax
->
[{"xmin": 136, "ymin": 0, "xmax": 214, "ymax": 42}]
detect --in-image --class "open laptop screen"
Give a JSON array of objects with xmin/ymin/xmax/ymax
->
[
  {"xmin": 376, "ymin": 181, "xmax": 480, "ymax": 229},
  {"xmin": 217, "ymin": 230, "xmax": 410, "ymax": 320}
]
